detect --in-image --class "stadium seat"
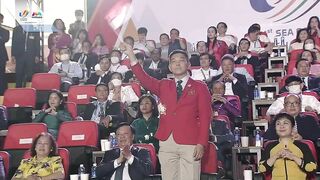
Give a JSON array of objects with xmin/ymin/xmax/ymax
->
[
  {"xmin": 23, "ymin": 148, "xmax": 70, "ymax": 179},
  {"xmin": 3, "ymin": 123, "xmax": 47, "ymax": 178},
  {"xmin": 31, "ymin": 73, "xmax": 61, "ymax": 109},
  {"xmin": 65, "ymin": 102, "xmax": 78, "ymax": 120},
  {"xmin": 57, "ymin": 121, "xmax": 98, "ymax": 174},
  {"xmin": 3, "ymin": 88, "xmax": 36, "ymax": 126},
  {"xmin": 201, "ymin": 142, "xmax": 218, "ymax": 174},
  {"xmin": 0, "ymin": 151, "xmax": 10, "ymax": 179},
  {"xmin": 133, "ymin": 143, "xmax": 157, "ymax": 174},
  {"xmin": 67, "ymin": 85, "xmax": 96, "ymax": 116},
  {"xmin": 235, "ymin": 64, "xmax": 254, "ymax": 78}
]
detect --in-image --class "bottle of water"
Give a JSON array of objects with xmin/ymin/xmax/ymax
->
[
  {"xmin": 254, "ymin": 127, "xmax": 262, "ymax": 147},
  {"xmin": 254, "ymin": 85, "xmax": 260, "ymax": 100},
  {"xmin": 91, "ymin": 163, "xmax": 97, "ymax": 179},
  {"xmin": 78, "ymin": 164, "xmax": 86, "ymax": 179},
  {"xmin": 234, "ymin": 127, "xmax": 240, "ymax": 147},
  {"xmin": 109, "ymin": 133, "xmax": 118, "ymax": 149}
]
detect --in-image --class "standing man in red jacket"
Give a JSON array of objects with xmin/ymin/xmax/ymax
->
[{"xmin": 122, "ymin": 43, "xmax": 212, "ymax": 180}]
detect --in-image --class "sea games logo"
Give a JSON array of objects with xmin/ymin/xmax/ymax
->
[{"xmin": 250, "ymin": 0, "xmax": 320, "ymax": 23}]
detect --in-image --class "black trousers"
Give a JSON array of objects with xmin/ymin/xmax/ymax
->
[
  {"xmin": 15, "ymin": 54, "xmax": 35, "ymax": 88},
  {"xmin": 0, "ymin": 60, "xmax": 6, "ymax": 95}
]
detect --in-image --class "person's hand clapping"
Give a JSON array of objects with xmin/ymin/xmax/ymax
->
[
  {"xmin": 48, "ymin": 107, "xmax": 57, "ymax": 116},
  {"xmin": 122, "ymin": 145, "xmax": 133, "ymax": 160}
]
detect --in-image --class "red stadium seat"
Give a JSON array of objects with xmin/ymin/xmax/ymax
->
[
  {"xmin": 134, "ymin": 143, "xmax": 157, "ymax": 174},
  {"xmin": 235, "ymin": 64, "xmax": 254, "ymax": 77},
  {"xmin": 3, "ymin": 123, "xmax": 47, "ymax": 178},
  {"xmin": 23, "ymin": 148, "xmax": 70, "ymax": 179},
  {"xmin": 213, "ymin": 115, "xmax": 231, "ymax": 130},
  {"xmin": 201, "ymin": 142, "xmax": 218, "ymax": 174},
  {"xmin": 57, "ymin": 121, "xmax": 98, "ymax": 174},
  {"xmin": 3, "ymin": 88, "xmax": 36, "ymax": 108},
  {"xmin": 121, "ymin": 58, "xmax": 131, "ymax": 69},
  {"xmin": 122, "ymin": 82, "xmax": 142, "ymax": 97},
  {"xmin": 67, "ymin": 85, "xmax": 96, "ymax": 115},
  {"xmin": 31, "ymin": 73, "xmax": 61, "ymax": 109},
  {"xmin": 65, "ymin": 102, "xmax": 78, "ymax": 120},
  {"xmin": 0, "ymin": 151, "xmax": 10, "ymax": 179},
  {"xmin": 31, "ymin": 73, "xmax": 61, "ymax": 90}
]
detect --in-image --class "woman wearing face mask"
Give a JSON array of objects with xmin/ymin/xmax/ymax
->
[
  {"xmin": 108, "ymin": 72, "xmax": 139, "ymax": 107},
  {"xmin": 303, "ymin": 38, "xmax": 320, "ymax": 60},
  {"xmin": 259, "ymin": 113, "xmax": 317, "ymax": 180},
  {"xmin": 33, "ymin": 90, "xmax": 72, "ymax": 138}
]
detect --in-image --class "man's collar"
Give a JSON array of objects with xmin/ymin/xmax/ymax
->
[{"xmin": 175, "ymin": 74, "xmax": 189, "ymax": 83}]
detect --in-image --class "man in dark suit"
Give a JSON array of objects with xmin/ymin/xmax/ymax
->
[
  {"xmin": 123, "ymin": 43, "xmax": 211, "ymax": 180},
  {"xmin": 295, "ymin": 58, "xmax": 320, "ymax": 94},
  {"xmin": 0, "ymin": 14, "xmax": 9, "ymax": 95},
  {"xmin": 96, "ymin": 122, "xmax": 152, "ymax": 180},
  {"xmin": 86, "ymin": 55, "xmax": 112, "ymax": 84},
  {"xmin": 143, "ymin": 48, "xmax": 170, "ymax": 80},
  {"xmin": 11, "ymin": 23, "xmax": 40, "ymax": 88},
  {"xmin": 72, "ymin": 40, "xmax": 98, "ymax": 79},
  {"xmin": 82, "ymin": 83, "xmax": 123, "ymax": 139},
  {"xmin": 263, "ymin": 94, "xmax": 320, "ymax": 142}
]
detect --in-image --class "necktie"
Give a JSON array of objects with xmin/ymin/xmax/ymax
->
[
  {"xmin": 301, "ymin": 77, "xmax": 307, "ymax": 89},
  {"xmin": 114, "ymin": 163, "xmax": 125, "ymax": 180},
  {"xmin": 176, "ymin": 80, "xmax": 183, "ymax": 99},
  {"xmin": 98, "ymin": 102, "xmax": 105, "ymax": 118}
]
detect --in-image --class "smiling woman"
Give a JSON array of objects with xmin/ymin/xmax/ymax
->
[{"xmin": 12, "ymin": 132, "xmax": 65, "ymax": 180}]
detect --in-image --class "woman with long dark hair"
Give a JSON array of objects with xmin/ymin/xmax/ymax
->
[
  {"xmin": 290, "ymin": 28, "xmax": 310, "ymax": 51},
  {"xmin": 307, "ymin": 16, "xmax": 320, "ymax": 47},
  {"xmin": 131, "ymin": 94, "xmax": 159, "ymax": 152},
  {"xmin": 33, "ymin": 90, "xmax": 72, "ymax": 138},
  {"xmin": 206, "ymin": 26, "xmax": 228, "ymax": 67},
  {"xmin": 92, "ymin": 34, "xmax": 109, "ymax": 56}
]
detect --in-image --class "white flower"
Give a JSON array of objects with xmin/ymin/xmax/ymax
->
[{"xmin": 158, "ymin": 103, "xmax": 166, "ymax": 115}]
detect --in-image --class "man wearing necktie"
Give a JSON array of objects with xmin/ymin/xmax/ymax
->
[
  {"xmin": 122, "ymin": 43, "xmax": 211, "ymax": 180},
  {"xmin": 11, "ymin": 23, "xmax": 40, "ymax": 87},
  {"xmin": 96, "ymin": 122, "xmax": 152, "ymax": 180}
]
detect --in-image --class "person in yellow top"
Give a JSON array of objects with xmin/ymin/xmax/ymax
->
[
  {"xmin": 12, "ymin": 132, "xmax": 64, "ymax": 180},
  {"xmin": 259, "ymin": 113, "xmax": 317, "ymax": 180}
]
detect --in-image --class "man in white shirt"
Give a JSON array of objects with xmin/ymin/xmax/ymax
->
[
  {"xmin": 267, "ymin": 75, "xmax": 320, "ymax": 115},
  {"xmin": 191, "ymin": 53, "xmax": 218, "ymax": 82},
  {"xmin": 133, "ymin": 27, "xmax": 155, "ymax": 57},
  {"xmin": 96, "ymin": 122, "xmax": 152, "ymax": 180},
  {"xmin": 49, "ymin": 47, "xmax": 82, "ymax": 91},
  {"xmin": 217, "ymin": 22, "xmax": 237, "ymax": 54}
]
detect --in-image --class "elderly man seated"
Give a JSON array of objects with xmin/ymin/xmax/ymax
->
[
  {"xmin": 96, "ymin": 122, "xmax": 152, "ymax": 180},
  {"xmin": 267, "ymin": 75, "xmax": 320, "ymax": 116}
]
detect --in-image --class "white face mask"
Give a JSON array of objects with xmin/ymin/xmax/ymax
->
[
  {"xmin": 288, "ymin": 84, "xmax": 301, "ymax": 94},
  {"xmin": 305, "ymin": 43, "xmax": 315, "ymax": 50},
  {"xmin": 111, "ymin": 57, "xmax": 120, "ymax": 64},
  {"xmin": 111, "ymin": 79, "xmax": 122, "ymax": 86},
  {"xmin": 60, "ymin": 54, "xmax": 70, "ymax": 61}
]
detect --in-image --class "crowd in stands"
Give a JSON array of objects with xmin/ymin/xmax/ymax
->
[{"xmin": 1, "ymin": 9, "xmax": 320, "ymax": 179}]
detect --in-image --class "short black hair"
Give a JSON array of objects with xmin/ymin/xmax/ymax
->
[
  {"xmin": 58, "ymin": 46, "xmax": 71, "ymax": 54},
  {"xmin": 111, "ymin": 49, "xmax": 122, "ymax": 57},
  {"xmin": 299, "ymin": 50, "xmax": 316, "ymax": 64},
  {"xmin": 273, "ymin": 112, "xmax": 295, "ymax": 127},
  {"xmin": 221, "ymin": 54, "xmax": 235, "ymax": 63},
  {"xmin": 217, "ymin": 22, "xmax": 227, "ymax": 29},
  {"xmin": 75, "ymin": 10, "xmax": 84, "ymax": 16},
  {"xmin": 82, "ymin": 40, "xmax": 91, "ymax": 47},
  {"xmin": 116, "ymin": 122, "xmax": 135, "ymax": 135},
  {"xmin": 239, "ymin": 38, "xmax": 251, "ymax": 47},
  {"xmin": 159, "ymin": 33, "xmax": 169, "ymax": 39},
  {"xmin": 135, "ymin": 52, "xmax": 145, "ymax": 61},
  {"xmin": 248, "ymin": 25, "xmax": 260, "ymax": 34},
  {"xmin": 285, "ymin": 75, "xmax": 303, "ymax": 86},
  {"xmin": 95, "ymin": 83, "xmax": 109, "ymax": 91},
  {"xmin": 170, "ymin": 28, "xmax": 180, "ymax": 35},
  {"xmin": 31, "ymin": 132, "xmax": 57, "ymax": 157},
  {"xmin": 99, "ymin": 54, "xmax": 110, "ymax": 62},
  {"xmin": 196, "ymin": 41, "xmax": 207, "ymax": 48},
  {"xmin": 45, "ymin": 89, "xmax": 65, "ymax": 110},
  {"xmin": 110, "ymin": 71, "xmax": 123, "ymax": 80},
  {"xmin": 169, "ymin": 49, "xmax": 188, "ymax": 60},
  {"xmin": 295, "ymin": 58, "xmax": 310, "ymax": 68},
  {"xmin": 138, "ymin": 27, "xmax": 148, "ymax": 35}
]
